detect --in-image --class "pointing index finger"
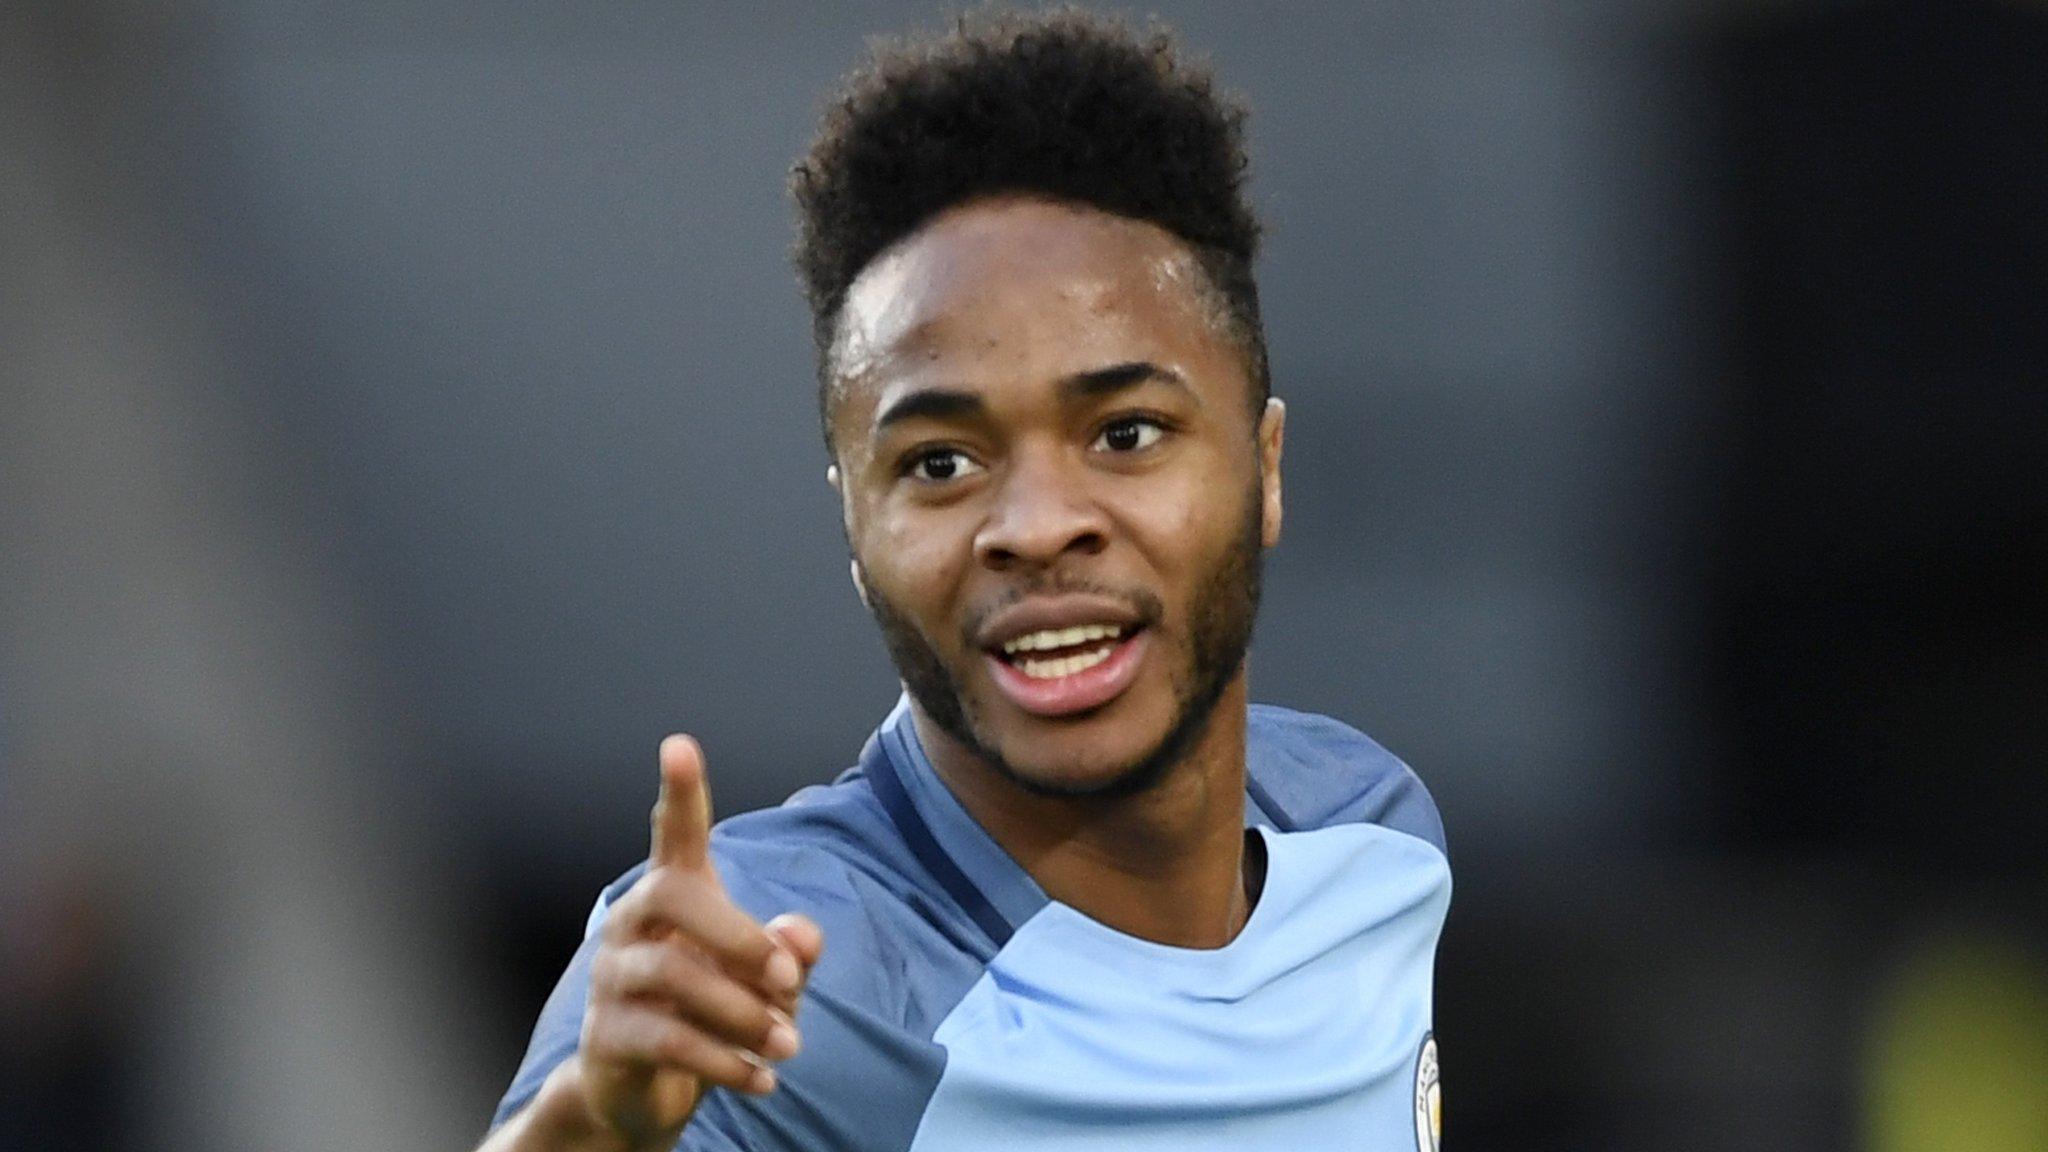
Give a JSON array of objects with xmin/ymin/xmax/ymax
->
[{"xmin": 652, "ymin": 733, "xmax": 714, "ymax": 872}]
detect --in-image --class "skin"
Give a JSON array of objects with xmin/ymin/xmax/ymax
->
[
  {"xmin": 480, "ymin": 192, "xmax": 1283, "ymax": 1152},
  {"xmin": 826, "ymin": 194, "xmax": 1286, "ymax": 950}
]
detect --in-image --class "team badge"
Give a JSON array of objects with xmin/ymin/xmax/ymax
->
[{"xmin": 1412, "ymin": 1033, "xmax": 1441, "ymax": 1152}]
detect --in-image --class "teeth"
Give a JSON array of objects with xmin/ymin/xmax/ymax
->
[
  {"xmin": 1001, "ymin": 623, "xmax": 1122, "ymax": 656},
  {"xmin": 1018, "ymin": 644, "xmax": 1116, "ymax": 680}
]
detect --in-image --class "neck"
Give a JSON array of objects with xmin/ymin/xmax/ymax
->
[{"xmin": 912, "ymin": 674, "xmax": 1255, "ymax": 949}]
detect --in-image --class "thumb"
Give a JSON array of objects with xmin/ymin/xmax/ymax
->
[{"xmin": 765, "ymin": 913, "xmax": 824, "ymax": 985}]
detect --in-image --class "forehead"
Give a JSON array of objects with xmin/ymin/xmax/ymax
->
[{"xmin": 829, "ymin": 196, "xmax": 1235, "ymax": 418}]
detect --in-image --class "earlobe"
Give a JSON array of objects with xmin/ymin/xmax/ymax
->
[
  {"xmin": 849, "ymin": 557, "xmax": 871, "ymax": 609},
  {"xmin": 827, "ymin": 462, "xmax": 860, "ymax": 544},
  {"xmin": 828, "ymin": 465, "xmax": 868, "ymax": 607},
  {"xmin": 1260, "ymin": 397, "xmax": 1286, "ymax": 548}
]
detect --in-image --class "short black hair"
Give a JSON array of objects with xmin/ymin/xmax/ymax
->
[{"xmin": 791, "ymin": 7, "xmax": 1268, "ymax": 432}]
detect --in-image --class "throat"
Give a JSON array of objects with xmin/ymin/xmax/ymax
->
[
  {"xmin": 1034, "ymin": 811, "xmax": 1264, "ymax": 951},
  {"xmin": 907, "ymin": 681, "xmax": 1258, "ymax": 947}
]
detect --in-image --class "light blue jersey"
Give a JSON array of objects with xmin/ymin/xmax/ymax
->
[{"xmin": 494, "ymin": 702, "xmax": 1451, "ymax": 1150}]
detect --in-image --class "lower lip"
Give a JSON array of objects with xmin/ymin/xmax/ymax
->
[{"xmin": 985, "ymin": 631, "xmax": 1150, "ymax": 718}]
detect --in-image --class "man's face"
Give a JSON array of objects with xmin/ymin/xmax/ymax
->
[{"xmin": 827, "ymin": 196, "xmax": 1285, "ymax": 796}]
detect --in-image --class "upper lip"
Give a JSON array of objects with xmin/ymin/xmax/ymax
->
[{"xmin": 973, "ymin": 594, "xmax": 1148, "ymax": 653}]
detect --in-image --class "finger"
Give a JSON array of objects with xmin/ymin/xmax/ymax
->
[
  {"xmin": 595, "ymin": 942, "xmax": 799, "ymax": 1060},
  {"xmin": 765, "ymin": 913, "xmax": 824, "ymax": 978},
  {"xmin": 762, "ymin": 915, "xmax": 822, "ymax": 1017},
  {"xmin": 610, "ymin": 868, "xmax": 784, "ymax": 986},
  {"xmin": 585, "ymin": 1002, "xmax": 777, "ymax": 1096},
  {"xmin": 650, "ymin": 734, "xmax": 714, "ymax": 873}
]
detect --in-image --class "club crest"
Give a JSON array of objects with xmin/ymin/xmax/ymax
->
[{"xmin": 1413, "ymin": 1033, "xmax": 1441, "ymax": 1152}]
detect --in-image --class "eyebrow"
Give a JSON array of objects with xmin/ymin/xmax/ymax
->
[
  {"xmin": 870, "ymin": 361, "xmax": 1193, "ymax": 434},
  {"xmin": 873, "ymin": 388, "xmax": 987, "ymax": 433},
  {"xmin": 1063, "ymin": 360, "xmax": 1190, "ymax": 400}
]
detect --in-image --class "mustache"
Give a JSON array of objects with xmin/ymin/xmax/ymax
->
[{"xmin": 958, "ymin": 576, "xmax": 1166, "ymax": 646}]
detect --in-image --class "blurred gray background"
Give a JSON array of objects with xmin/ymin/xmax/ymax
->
[{"xmin": 4, "ymin": 2, "xmax": 2043, "ymax": 1151}]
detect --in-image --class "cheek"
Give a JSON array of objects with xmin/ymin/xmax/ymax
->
[
  {"xmin": 1114, "ymin": 467, "xmax": 1235, "ymax": 599},
  {"xmin": 861, "ymin": 506, "xmax": 976, "ymax": 628}
]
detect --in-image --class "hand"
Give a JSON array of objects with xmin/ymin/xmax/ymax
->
[{"xmin": 570, "ymin": 735, "xmax": 823, "ymax": 1147}]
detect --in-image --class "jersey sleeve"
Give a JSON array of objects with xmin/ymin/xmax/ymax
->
[{"xmin": 488, "ymin": 924, "xmax": 591, "ymax": 1131}]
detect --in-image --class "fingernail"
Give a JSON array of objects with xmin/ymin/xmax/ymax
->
[
  {"xmin": 765, "ymin": 948, "xmax": 800, "ymax": 992},
  {"xmin": 765, "ymin": 1019, "xmax": 801, "ymax": 1060},
  {"xmin": 749, "ymin": 1065, "xmax": 778, "ymax": 1094}
]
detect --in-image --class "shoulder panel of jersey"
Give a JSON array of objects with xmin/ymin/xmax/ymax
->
[
  {"xmin": 1243, "ymin": 702, "xmax": 1448, "ymax": 853},
  {"xmin": 489, "ymin": 700, "xmax": 1448, "ymax": 1151},
  {"xmin": 489, "ymin": 722, "xmax": 1001, "ymax": 1151}
]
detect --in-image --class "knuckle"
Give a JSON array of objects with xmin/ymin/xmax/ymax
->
[
  {"xmin": 736, "ymin": 995, "xmax": 774, "ymax": 1036},
  {"xmin": 606, "ymin": 886, "xmax": 658, "ymax": 935},
  {"xmin": 700, "ymin": 988, "xmax": 766, "ymax": 1041},
  {"xmin": 630, "ymin": 868, "xmax": 666, "ymax": 908},
  {"xmin": 657, "ymin": 1029, "xmax": 707, "ymax": 1070},
  {"xmin": 734, "ymin": 991, "xmax": 775, "ymax": 1036},
  {"xmin": 697, "ymin": 911, "xmax": 766, "ymax": 958},
  {"xmin": 732, "ymin": 925, "xmax": 774, "ymax": 960},
  {"xmin": 621, "ymin": 1017, "xmax": 658, "ymax": 1055},
  {"xmin": 600, "ymin": 956, "xmax": 643, "ymax": 998},
  {"xmin": 595, "ymin": 941, "xmax": 652, "ymax": 995},
  {"xmin": 579, "ymin": 1014, "xmax": 615, "ymax": 1058},
  {"xmin": 585, "ymin": 999, "xmax": 629, "ymax": 1037},
  {"xmin": 637, "ymin": 863, "xmax": 676, "ymax": 895},
  {"xmin": 599, "ymin": 900, "xmax": 636, "ymax": 940},
  {"xmin": 659, "ymin": 948, "xmax": 703, "ymax": 995},
  {"xmin": 643, "ymin": 866, "xmax": 701, "ymax": 912},
  {"xmin": 677, "ymin": 902, "xmax": 756, "ymax": 955}
]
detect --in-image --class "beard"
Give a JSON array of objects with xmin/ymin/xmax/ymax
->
[{"xmin": 863, "ymin": 481, "xmax": 1264, "ymax": 800}]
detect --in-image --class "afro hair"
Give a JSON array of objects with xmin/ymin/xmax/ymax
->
[{"xmin": 791, "ymin": 7, "xmax": 1268, "ymax": 414}]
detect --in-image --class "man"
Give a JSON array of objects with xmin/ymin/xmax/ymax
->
[{"xmin": 482, "ymin": 10, "xmax": 1449, "ymax": 1151}]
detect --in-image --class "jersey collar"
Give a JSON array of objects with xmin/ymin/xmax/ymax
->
[
  {"xmin": 860, "ymin": 694, "xmax": 1290, "ymax": 948},
  {"xmin": 861, "ymin": 696, "xmax": 1048, "ymax": 946}
]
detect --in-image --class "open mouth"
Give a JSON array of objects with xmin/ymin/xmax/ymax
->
[
  {"xmin": 997, "ymin": 623, "xmax": 1129, "ymax": 679},
  {"xmin": 985, "ymin": 622, "xmax": 1150, "ymax": 717}
]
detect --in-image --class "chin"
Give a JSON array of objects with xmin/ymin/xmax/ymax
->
[
  {"xmin": 979, "ymin": 691, "xmax": 1182, "ymax": 799},
  {"xmin": 1004, "ymin": 746, "xmax": 1148, "ymax": 795},
  {"xmin": 1002, "ymin": 751, "xmax": 1166, "ymax": 799}
]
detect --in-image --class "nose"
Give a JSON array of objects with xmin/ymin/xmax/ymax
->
[{"xmin": 973, "ymin": 445, "xmax": 1109, "ymax": 571}]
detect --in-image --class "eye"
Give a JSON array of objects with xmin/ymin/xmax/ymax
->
[
  {"xmin": 907, "ymin": 448, "xmax": 985, "ymax": 483},
  {"xmin": 1093, "ymin": 417, "xmax": 1165, "ymax": 454}
]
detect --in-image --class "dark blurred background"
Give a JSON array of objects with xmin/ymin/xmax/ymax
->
[{"xmin": 3, "ymin": 2, "xmax": 2043, "ymax": 1150}]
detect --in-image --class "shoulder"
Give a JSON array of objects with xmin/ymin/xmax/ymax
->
[{"xmin": 1246, "ymin": 704, "xmax": 1448, "ymax": 858}]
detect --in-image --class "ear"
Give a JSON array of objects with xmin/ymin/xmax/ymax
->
[
  {"xmin": 827, "ymin": 464, "xmax": 872, "ymax": 608},
  {"xmin": 1258, "ymin": 397, "xmax": 1286, "ymax": 549},
  {"xmin": 849, "ymin": 557, "xmax": 871, "ymax": 609},
  {"xmin": 827, "ymin": 462, "xmax": 855, "ymax": 525}
]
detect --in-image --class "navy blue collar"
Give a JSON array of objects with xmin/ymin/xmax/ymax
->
[{"xmin": 860, "ymin": 699, "xmax": 1045, "ymax": 946}]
